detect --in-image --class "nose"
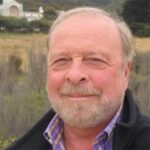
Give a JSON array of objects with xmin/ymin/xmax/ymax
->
[{"xmin": 65, "ymin": 59, "xmax": 88, "ymax": 85}]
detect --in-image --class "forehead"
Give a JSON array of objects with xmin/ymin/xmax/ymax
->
[
  {"xmin": 50, "ymin": 13, "xmax": 120, "ymax": 41},
  {"xmin": 48, "ymin": 13, "xmax": 123, "ymax": 58}
]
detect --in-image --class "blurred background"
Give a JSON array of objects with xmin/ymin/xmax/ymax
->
[{"xmin": 0, "ymin": 0, "xmax": 150, "ymax": 149}]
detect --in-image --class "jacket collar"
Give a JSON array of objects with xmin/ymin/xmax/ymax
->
[{"xmin": 113, "ymin": 89, "xmax": 141, "ymax": 150}]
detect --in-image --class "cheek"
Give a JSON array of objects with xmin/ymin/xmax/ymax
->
[
  {"xmin": 92, "ymin": 72, "xmax": 112, "ymax": 89},
  {"xmin": 47, "ymin": 70, "xmax": 64, "ymax": 94},
  {"xmin": 91, "ymin": 69, "xmax": 125, "ymax": 94}
]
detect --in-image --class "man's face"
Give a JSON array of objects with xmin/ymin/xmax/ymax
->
[{"xmin": 47, "ymin": 14, "xmax": 131, "ymax": 128}]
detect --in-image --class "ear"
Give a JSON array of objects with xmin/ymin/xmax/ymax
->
[{"xmin": 124, "ymin": 61, "xmax": 132, "ymax": 80}]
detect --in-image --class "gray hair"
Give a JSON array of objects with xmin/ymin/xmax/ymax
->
[{"xmin": 48, "ymin": 7, "xmax": 135, "ymax": 62}]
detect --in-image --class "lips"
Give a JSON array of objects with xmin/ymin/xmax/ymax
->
[
  {"xmin": 59, "ymin": 84, "xmax": 101, "ymax": 100},
  {"xmin": 61, "ymin": 94, "xmax": 97, "ymax": 100}
]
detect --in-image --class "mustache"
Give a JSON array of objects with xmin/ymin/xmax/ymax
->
[{"xmin": 59, "ymin": 84, "xmax": 101, "ymax": 96}]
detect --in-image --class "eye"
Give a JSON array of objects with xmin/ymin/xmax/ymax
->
[
  {"xmin": 85, "ymin": 57, "xmax": 108, "ymax": 69},
  {"xmin": 86, "ymin": 57, "xmax": 105, "ymax": 63},
  {"xmin": 49, "ymin": 57, "xmax": 71, "ymax": 70},
  {"xmin": 87, "ymin": 57, "xmax": 101, "ymax": 62},
  {"xmin": 54, "ymin": 58, "xmax": 68, "ymax": 64}
]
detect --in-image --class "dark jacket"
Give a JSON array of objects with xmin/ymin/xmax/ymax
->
[{"xmin": 6, "ymin": 89, "xmax": 150, "ymax": 150}]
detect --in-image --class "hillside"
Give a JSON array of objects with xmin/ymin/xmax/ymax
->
[{"xmin": 16, "ymin": 0, "xmax": 126, "ymax": 13}]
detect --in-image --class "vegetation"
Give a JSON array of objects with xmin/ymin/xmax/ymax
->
[
  {"xmin": 15, "ymin": 0, "xmax": 127, "ymax": 13},
  {"xmin": 122, "ymin": 0, "xmax": 150, "ymax": 36},
  {"xmin": 122, "ymin": 0, "xmax": 150, "ymax": 24},
  {"xmin": 0, "ymin": 0, "xmax": 127, "ymax": 33},
  {"xmin": 43, "ymin": 6, "xmax": 58, "ymax": 20},
  {"xmin": 129, "ymin": 51, "xmax": 150, "ymax": 115},
  {"xmin": 135, "ymin": 37, "xmax": 150, "ymax": 52},
  {"xmin": 16, "ymin": 0, "xmax": 113, "ymax": 10},
  {"xmin": 0, "ymin": 34, "xmax": 150, "ymax": 149},
  {"xmin": 105, "ymin": 0, "xmax": 126, "ymax": 14},
  {"xmin": 0, "ymin": 136, "xmax": 16, "ymax": 150},
  {"xmin": 0, "ymin": 42, "xmax": 49, "ymax": 149},
  {"xmin": 1, "ymin": 0, "xmax": 150, "ymax": 36},
  {"xmin": 0, "ymin": 1, "xmax": 150, "ymax": 148},
  {"xmin": 0, "ymin": 16, "xmax": 53, "ymax": 33}
]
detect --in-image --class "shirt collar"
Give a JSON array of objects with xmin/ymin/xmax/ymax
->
[
  {"xmin": 95, "ymin": 103, "xmax": 123, "ymax": 142},
  {"xmin": 43, "ymin": 114, "xmax": 64, "ymax": 145},
  {"xmin": 44, "ymin": 103, "xmax": 123, "ymax": 148}
]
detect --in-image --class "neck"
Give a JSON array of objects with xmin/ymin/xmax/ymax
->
[{"xmin": 63, "ymin": 122, "xmax": 107, "ymax": 150}]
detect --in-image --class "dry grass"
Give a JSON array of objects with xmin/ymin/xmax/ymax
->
[
  {"xmin": 0, "ymin": 33, "xmax": 150, "ymax": 69},
  {"xmin": 135, "ymin": 37, "xmax": 150, "ymax": 52},
  {"xmin": 0, "ymin": 33, "xmax": 47, "ymax": 70}
]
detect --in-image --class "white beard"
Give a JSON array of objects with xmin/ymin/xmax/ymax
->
[{"xmin": 48, "ymin": 84, "xmax": 125, "ymax": 128}]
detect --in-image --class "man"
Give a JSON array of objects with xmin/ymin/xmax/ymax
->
[{"xmin": 6, "ymin": 7, "xmax": 150, "ymax": 150}]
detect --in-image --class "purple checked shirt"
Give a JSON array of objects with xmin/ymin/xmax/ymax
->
[{"xmin": 44, "ymin": 105, "xmax": 122, "ymax": 150}]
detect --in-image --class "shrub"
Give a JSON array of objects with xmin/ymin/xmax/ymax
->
[
  {"xmin": 0, "ymin": 16, "xmax": 52, "ymax": 33},
  {"xmin": 0, "ymin": 49, "xmax": 49, "ymax": 140},
  {"xmin": 129, "ymin": 51, "xmax": 150, "ymax": 115},
  {"xmin": 30, "ymin": 19, "xmax": 52, "ymax": 32},
  {"xmin": 43, "ymin": 6, "xmax": 57, "ymax": 20},
  {"xmin": 0, "ymin": 16, "xmax": 29, "ymax": 32},
  {"xmin": 129, "ymin": 22, "xmax": 150, "ymax": 37},
  {"xmin": 0, "ymin": 136, "xmax": 16, "ymax": 150}
]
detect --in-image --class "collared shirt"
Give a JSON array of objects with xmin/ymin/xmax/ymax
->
[
  {"xmin": 44, "ymin": 105, "xmax": 122, "ymax": 150},
  {"xmin": 44, "ymin": 115, "xmax": 65, "ymax": 150}
]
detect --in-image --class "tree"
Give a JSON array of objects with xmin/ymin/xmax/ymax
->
[
  {"xmin": 30, "ymin": 19, "xmax": 51, "ymax": 32},
  {"xmin": 121, "ymin": 0, "xmax": 150, "ymax": 36},
  {"xmin": 105, "ymin": 0, "xmax": 126, "ymax": 15},
  {"xmin": 43, "ymin": 6, "xmax": 57, "ymax": 20},
  {"xmin": 122, "ymin": 0, "xmax": 150, "ymax": 24}
]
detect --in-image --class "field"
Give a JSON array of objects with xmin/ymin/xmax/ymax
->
[
  {"xmin": 0, "ymin": 33, "xmax": 150, "ymax": 64},
  {"xmin": 0, "ymin": 33, "xmax": 48, "ymax": 70},
  {"xmin": 0, "ymin": 33, "xmax": 150, "ymax": 77},
  {"xmin": 0, "ymin": 33, "xmax": 150, "ymax": 51},
  {"xmin": 135, "ymin": 37, "xmax": 150, "ymax": 52}
]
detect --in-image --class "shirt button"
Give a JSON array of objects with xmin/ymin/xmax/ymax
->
[{"xmin": 94, "ymin": 140, "xmax": 98, "ymax": 144}]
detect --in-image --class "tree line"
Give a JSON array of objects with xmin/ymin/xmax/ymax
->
[
  {"xmin": 0, "ymin": 0, "xmax": 149, "ymax": 36},
  {"xmin": 121, "ymin": 0, "xmax": 150, "ymax": 37}
]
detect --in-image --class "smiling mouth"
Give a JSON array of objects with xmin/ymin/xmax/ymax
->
[{"xmin": 61, "ymin": 94, "xmax": 97, "ymax": 100}]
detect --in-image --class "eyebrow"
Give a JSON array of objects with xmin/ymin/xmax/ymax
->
[
  {"xmin": 50, "ymin": 50, "xmax": 100, "ymax": 57},
  {"xmin": 48, "ymin": 47, "xmax": 112, "ymax": 62}
]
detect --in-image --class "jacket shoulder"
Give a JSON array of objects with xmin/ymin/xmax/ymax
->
[
  {"xmin": 131, "ymin": 115, "xmax": 150, "ymax": 149},
  {"xmin": 5, "ymin": 110, "xmax": 55, "ymax": 150},
  {"xmin": 113, "ymin": 90, "xmax": 150, "ymax": 150}
]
